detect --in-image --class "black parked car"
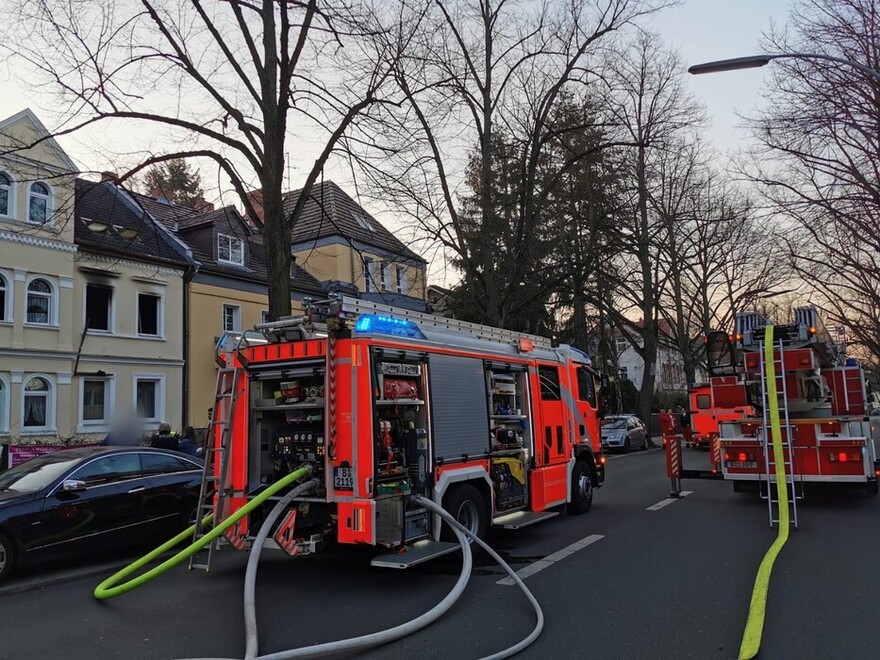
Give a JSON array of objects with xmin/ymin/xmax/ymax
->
[{"xmin": 0, "ymin": 447, "xmax": 203, "ymax": 582}]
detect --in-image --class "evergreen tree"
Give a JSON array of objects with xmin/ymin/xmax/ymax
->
[{"xmin": 143, "ymin": 159, "xmax": 205, "ymax": 208}]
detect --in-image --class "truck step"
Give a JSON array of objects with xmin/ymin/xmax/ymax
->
[
  {"xmin": 371, "ymin": 540, "xmax": 461, "ymax": 569},
  {"xmin": 492, "ymin": 510, "xmax": 559, "ymax": 529}
]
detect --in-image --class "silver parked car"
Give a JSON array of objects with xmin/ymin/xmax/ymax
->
[{"xmin": 601, "ymin": 414, "xmax": 648, "ymax": 453}]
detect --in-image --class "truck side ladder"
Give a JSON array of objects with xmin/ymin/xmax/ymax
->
[
  {"xmin": 189, "ymin": 365, "xmax": 241, "ymax": 571},
  {"xmin": 759, "ymin": 338, "xmax": 802, "ymax": 529}
]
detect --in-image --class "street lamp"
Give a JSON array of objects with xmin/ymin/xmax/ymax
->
[{"xmin": 688, "ymin": 53, "xmax": 880, "ymax": 83}]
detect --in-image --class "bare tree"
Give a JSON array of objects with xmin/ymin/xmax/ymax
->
[
  {"xmin": 6, "ymin": 0, "xmax": 424, "ymax": 318},
  {"xmin": 602, "ymin": 31, "xmax": 701, "ymax": 424},
  {"xmin": 651, "ymin": 139, "xmax": 794, "ymax": 383},
  {"xmin": 750, "ymin": 0, "xmax": 880, "ymax": 364},
  {"xmin": 352, "ymin": 0, "xmax": 664, "ymax": 328}
]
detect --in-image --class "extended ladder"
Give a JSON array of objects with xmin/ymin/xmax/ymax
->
[
  {"xmin": 323, "ymin": 295, "xmax": 554, "ymax": 349},
  {"xmin": 189, "ymin": 365, "xmax": 241, "ymax": 571},
  {"xmin": 759, "ymin": 338, "xmax": 801, "ymax": 529}
]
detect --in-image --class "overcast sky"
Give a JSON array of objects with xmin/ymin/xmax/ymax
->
[{"xmin": 0, "ymin": 0, "xmax": 792, "ymax": 171}]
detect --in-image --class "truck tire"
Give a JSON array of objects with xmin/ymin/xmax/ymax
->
[
  {"xmin": 0, "ymin": 532, "xmax": 15, "ymax": 582},
  {"xmin": 569, "ymin": 461, "xmax": 593, "ymax": 514},
  {"xmin": 441, "ymin": 484, "xmax": 487, "ymax": 544}
]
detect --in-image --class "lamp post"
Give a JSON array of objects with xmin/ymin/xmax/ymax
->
[{"xmin": 688, "ymin": 53, "xmax": 880, "ymax": 83}]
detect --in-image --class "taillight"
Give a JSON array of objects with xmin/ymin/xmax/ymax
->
[
  {"xmin": 724, "ymin": 451, "xmax": 731, "ymax": 461},
  {"xmin": 830, "ymin": 451, "xmax": 860, "ymax": 463}
]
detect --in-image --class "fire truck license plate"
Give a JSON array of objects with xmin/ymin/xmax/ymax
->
[
  {"xmin": 726, "ymin": 461, "xmax": 757, "ymax": 469},
  {"xmin": 333, "ymin": 467, "xmax": 354, "ymax": 489}
]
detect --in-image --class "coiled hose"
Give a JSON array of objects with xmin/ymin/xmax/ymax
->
[{"xmin": 94, "ymin": 466, "xmax": 313, "ymax": 600}]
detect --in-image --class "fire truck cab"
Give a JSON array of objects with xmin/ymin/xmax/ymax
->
[{"xmin": 207, "ymin": 296, "xmax": 605, "ymax": 567}]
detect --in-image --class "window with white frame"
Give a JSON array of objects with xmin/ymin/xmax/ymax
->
[
  {"xmin": 0, "ymin": 377, "xmax": 7, "ymax": 433},
  {"xmin": 0, "ymin": 172, "xmax": 12, "ymax": 218},
  {"xmin": 396, "ymin": 266, "xmax": 407, "ymax": 295},
  {"xmin": 0, "ymin": 273, "xmax": 8, "ymax": 322},
  {"xmin": 363, "ymin": 257, "xmax": 376, "ymax": 293},
  {"xmin": 217, "ymin": 233, "xmax": 244, "ymax": 266},
  {"xmin": 23, "ymin": 376, "xmax": 53, "ymax": 429},
  {"xmin": 222, "ymin": 304, "xmax": 241, "ymax": 332},
  {"xmin": 85, "ymin": 283, "xmax": 113, "ymax": 331},
  {"xmin": 138, "ymin": 293, "xmax": 162, "ymax": 337},
  {"xmin": 135, "ymin": 377, "xmax": 162, "ymax": 422},
  {"xmin": 380, "ymin": 262, "xmax": 390, "ymax": 291},
  {"xmin": 81, "ymin": 378, "xmax": 109, "ymax": 424},
  {"xmin": 28, "ymin": 182, "xmax": 51, "ymax": 225},
  {"xmin": 261, "ymin": 310, "xmax": 270, "ymax": 325},
  {"xmin": 26, "ymin": 278, "xmax": 53, "ymax": 325}
]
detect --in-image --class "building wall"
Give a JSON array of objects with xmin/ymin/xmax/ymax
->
[
  {"xmin": 294, "ymin": 241, "xmax": 426, "ymax": 298},
  {"xmin": 72, "ymin": 253, "xmax": 186, "ymax": 440},
  {"xmin": 0, "ymin": 112, "xmax": 81, "ymax": 446}
]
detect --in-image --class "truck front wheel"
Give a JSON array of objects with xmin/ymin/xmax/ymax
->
[
  {"xmin": 569, "ymin": 461, "xmax": 593, "ymax": 514},
  {"xmin": 441, "ymin": 484, "xmax": 487, "ymax": 544}
]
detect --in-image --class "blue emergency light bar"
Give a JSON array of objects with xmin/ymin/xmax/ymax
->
[{"xmin": 354, "ymin": 314, "xmax": 426, "ymax": 339}]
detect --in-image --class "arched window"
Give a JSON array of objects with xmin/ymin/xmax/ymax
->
[
  {"xmin": 0, "ymin": 272, "xmax": 8, "ymax": 322},
  {"xmin": 27, "ymin": 278, "xmax": 53, "ymax": 325},
  {"xmin": 0, "ymin": 172, "xmax": 12, "ymax": 217},
  {"xmin": 28, "ymin": 182, "xmax": 51, "ymax": 224},
  {"xmin": 23, "ymin": 376, "xmax": 53, "ymax": 429}
]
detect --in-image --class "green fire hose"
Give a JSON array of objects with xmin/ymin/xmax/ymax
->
[{"xmin": 93, "ymin": 466, "xmax": 312, "ymax": 600}]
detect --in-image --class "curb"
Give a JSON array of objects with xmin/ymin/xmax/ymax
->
[{"xmin": 0, "ymin": 559, "xmax": 133, "ymax": 597}]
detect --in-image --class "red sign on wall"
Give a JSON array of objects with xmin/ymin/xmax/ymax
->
[{"xmin": 7, "ymin": 444, "xmax": 99, "ymax": 468}]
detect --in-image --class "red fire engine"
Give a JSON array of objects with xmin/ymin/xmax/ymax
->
[
  {"xmin": 195, "ymin": 296, "xmax": 605, "ymax": 568},
  {"xmin": 686, "ymin": 382, "xmax": 753, "ymax": 449},
  {"xmin": 703, "ymin": 307, "xmax": 879, "ymax": 511}
]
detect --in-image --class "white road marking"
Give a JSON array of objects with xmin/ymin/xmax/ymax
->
[
  {"xmin": 496, "ymin": 534, "xmax": 604, "ymax": 586},
  {"xmin": 646, "ymin": 490, "xmax": 693, "ymax": 510}
]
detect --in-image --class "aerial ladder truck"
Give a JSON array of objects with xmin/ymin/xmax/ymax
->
[{"xmin": 699, "ymin": 306, "xmax": 879, "ymax": 526}]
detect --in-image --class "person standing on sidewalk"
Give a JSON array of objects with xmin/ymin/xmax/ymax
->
[{"xmin": 677, "ymin": 405, "xmax": 692, "ymax": 448}]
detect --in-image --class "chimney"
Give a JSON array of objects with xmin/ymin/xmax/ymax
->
[
  {"xmin": 194, "ymin": 198, "xmax": 215, "ymax": 213},
  {"xmin": 101, "ymin": 171, "xmax": 119, "ymax": 183},
  {"xmin": 150, "ymin": 186, "xmax": 173, "ymax": 204},
  {"xmin": 247, "ymin": 189, "xmax": 265, "ymax": 224}
]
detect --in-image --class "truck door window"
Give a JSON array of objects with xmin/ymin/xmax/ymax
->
[
  {"xmin": 696, "ymin": 394, "xmax": 711, "ymax": 409},
  {"xmin": 576, "ymin": 367, "xmax": 597, "ymax": 406},
  {"xmin": 538, "ymin": 366, "xmax": 560, "ymax": 401}
]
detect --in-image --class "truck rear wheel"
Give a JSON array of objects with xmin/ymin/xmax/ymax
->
[
  {"xmin": 441, "ymin": 484, "xmax": 487, "ymax": 544},
  {"xmin": 569, "ymin": 461, "xmax": 593, "ymax": 514}
]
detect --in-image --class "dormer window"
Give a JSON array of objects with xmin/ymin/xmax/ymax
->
[
  {"xmin": 0, "ymin": 173, "xmax": 12, "ymax": 218},
  {"xmin": 218, "ymin": 233, "xmax": 244, "ymax": 266},
  {"xmin": 28, "ymin": 182, "xmax": 52, "ymax": 225},
  {"xmin": 352, "ymin": 212, "xmax": 372, "ymax": 232}
]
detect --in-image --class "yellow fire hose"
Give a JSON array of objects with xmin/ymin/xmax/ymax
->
[
  {"xmin": 93, "ymin": 466, "xmax": 312, "ymax": 600},
  {"xmin": 738, "ymin": 325, "xmax": 791, "ymax": 659}
]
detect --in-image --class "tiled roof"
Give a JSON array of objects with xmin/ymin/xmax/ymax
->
[
  {"xmin": 176, "ymin": 206, "xmax": 323, "ymax": 292},
  {"xmin": 130, "ymin": 192, "xmax": 199, "ymax": 229},
  {"xmin": 281, "ymin": 180, "xmax": 426, "ymax": 263},
  {"xmin": 74, "ymin": 179, "xmax": 191, "ymax": 267}
]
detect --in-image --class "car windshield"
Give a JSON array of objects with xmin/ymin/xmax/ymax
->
[
  {"xmin": 0, "ymin": 454, "xmax": 83, "ymax": 493},
  {"xmin": 603, "ymin": 418, "xmax": 628, "ymax": 430}
]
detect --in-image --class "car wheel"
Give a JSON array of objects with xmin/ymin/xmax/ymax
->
[
  {"xmin": 441, "ymin": 484, "xmax": 487, "ymax": 544},
  {"xmin": 0, "ymin": 532, "xmax": 15, "ymax": 582},
  {"xmin": 623, "ymin": 438, "xmax": 631, "ymax": 454},
  {"xmin": 640, "ymin": 436, "xmax": 648, "ymax": 451},
  {"xmin": 569, "ymin": 461, "xmax": 593, "ymax": 514}
]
